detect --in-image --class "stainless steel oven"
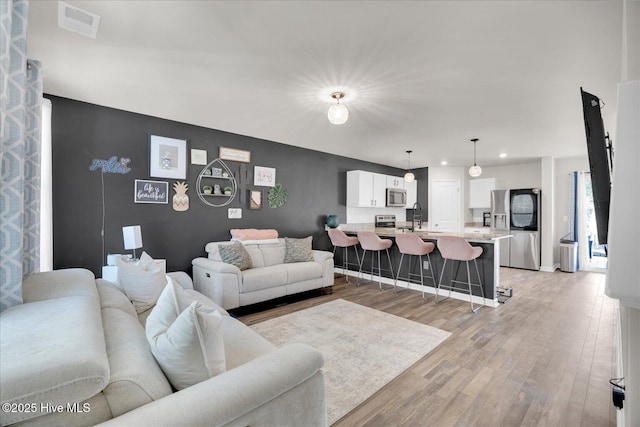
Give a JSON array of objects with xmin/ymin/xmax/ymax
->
[
  {"xmin": 386, "ymin": 188, "xmax": 407, "ymax": 207},
  {"xmin": 375, "ymin": 215, "xmax": 396, "ymax": 228}
]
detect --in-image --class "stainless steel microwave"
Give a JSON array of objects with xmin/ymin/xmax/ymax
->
[{"xmin": 386, "ymin": 188, "xmax": 407, "ymax": 207}]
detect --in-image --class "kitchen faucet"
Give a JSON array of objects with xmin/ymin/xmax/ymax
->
[{"xmin": 411, "ymin": 202, "xmax": 422, "ymax": 231}]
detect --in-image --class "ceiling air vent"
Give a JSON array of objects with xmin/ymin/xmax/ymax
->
[{"xmin": 57, "ymin": 1, "xmax": 101, "ymax": 39}]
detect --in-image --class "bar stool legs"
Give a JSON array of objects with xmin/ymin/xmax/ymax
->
[
  {"xmin": 358, "ymin": 248, "xmax": 394, "ymax": 290},
  {"xmin": 394, "ymin": 253, "xmax": 437, "ymax": 300},
  {"xmin": 394, "ymin": 234, "xmax": 437, "ymax": 300},
  {"xmin": 332, "ymin": 244, "xmax": 360, "ymax": 283},
  {"xmin": 435, "ymin": 258, "xmax": 485, "ymax": 312},
  {"xmin": 435, "ymin": 236, "xmax": 486, "ymax": 313},
  {"xmin": 328, "ymin": 228, "xmax": 361, "ymax": 284},
  {"xmin": 356, "ymin": 231, "xmax": 395, "ymax": 290},
  {"xmin": 394, "ymin": 253, "xmax": 410, "ymax": 294}
]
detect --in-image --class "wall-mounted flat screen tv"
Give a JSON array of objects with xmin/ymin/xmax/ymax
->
[{"xmin": 580, "ymin": 88, "xmax": 612, "ymax": 245}]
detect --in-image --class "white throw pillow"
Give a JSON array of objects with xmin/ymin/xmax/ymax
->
[
  {"xmin": 117, "ymin": 252, "xmax": 166, "ymax": 314},
  {"xmin": 146, "ymin": 280, "xmax": 226, "ymax": 390},
  {"xmin": 138, "ymin": 251, "xmax": 163, "ymax": 273}
]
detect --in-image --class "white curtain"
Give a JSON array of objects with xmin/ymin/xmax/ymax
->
[
  {"xmin": 1, "ymin": 0, "xmax": 44, "ymax": 311},
  {"xmin": 568, "ymin": 171, "xmax": 591, "ymax": 270},
  {"xmin": 576, "ymin": 172, "xmax": 590, "ymax": 270}
]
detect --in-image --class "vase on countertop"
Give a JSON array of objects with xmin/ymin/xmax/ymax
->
[{"xmin": 326, "ymin": 215, "xmax": 339, "ymax": 228}]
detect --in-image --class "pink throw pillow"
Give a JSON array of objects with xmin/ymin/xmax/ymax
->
[{"xmin": 230, "ymin": 228, "xmax": 278, "ymax": 240}]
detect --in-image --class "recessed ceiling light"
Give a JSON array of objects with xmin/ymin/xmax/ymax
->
[
  {"xmin": 441, "ymin": 160, "xmax": 447, "ymax": 166},
  {"xmin": 499, "ymin": 153, "xmax": 507, "ymax": 158}
]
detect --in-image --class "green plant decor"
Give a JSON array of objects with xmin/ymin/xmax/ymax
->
[{"xmin": 267, "ymin": 183, "xmax": 288, "ymax": 208}]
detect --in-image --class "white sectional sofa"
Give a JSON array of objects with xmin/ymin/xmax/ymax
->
[
  {"xmin": 192, "ymin": 238, "xmax": 334, "ymax": 310},
  {"xmin": 0, "ymin": 268, "xmax": 327, "ymax": 426}
]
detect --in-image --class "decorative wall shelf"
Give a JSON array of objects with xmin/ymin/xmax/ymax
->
[{"xmin": 196, "ymin": 158, "xmax": 237, "ymax": 207}]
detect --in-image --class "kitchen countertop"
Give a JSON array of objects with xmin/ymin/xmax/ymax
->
[{"xmin": 339, "ymin": 223, "xmax": 512, "ymax": 243}]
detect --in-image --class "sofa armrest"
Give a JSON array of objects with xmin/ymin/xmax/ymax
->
[
  {"xmin": 192, "ymin": 257, "xmax": 241, "ymax": 275},
  {"xmin": 166, "ymin": 271, "xmax": 193, "ymax": 290},
  {"xmin": 96, "ymin": 343, "xmax": 326, "ymax": 427},
  {"xmin": 312, "ymin": 250, "xmax": 333, "ymax": 264},
  {"xmin": 192, "ymin": 257, "xmax": 242, "ymax": 309},
  {"xmin": 313, "ymin": 250, "xmax": 334, "ymax": 287}
]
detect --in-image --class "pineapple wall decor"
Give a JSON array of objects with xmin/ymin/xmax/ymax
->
[{"xmin": 172, "ymin": 181, "xmax": 189, "ymax": 211}]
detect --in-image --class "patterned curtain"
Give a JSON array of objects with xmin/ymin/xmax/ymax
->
[{"xmin": 1, "ymin": 0, "xmax": 43, "ymax": 312}]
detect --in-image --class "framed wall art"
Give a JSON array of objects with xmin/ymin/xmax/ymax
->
[
  {"xmin": 190, "ymin": 148, "xmax": 207, "ymax": 165},
  {"xmin": 135, "ymin": 179, "xmax": 169, "ymax": 204},
  {"xmin": 219, "ymin": 146, "xmax": 251, "ymax": 163},
  {"xmin": 254, "ymin": 166, "xmax": 276, "ymax": 187},
  {"xmin": 249, "ymin": 189, "xmax": 263, "ymax": 209},
  {"xmin": 149, "ymin": 135, "xmax": 187, "ymax": 179}
]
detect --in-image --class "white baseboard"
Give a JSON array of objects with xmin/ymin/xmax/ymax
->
[
  {"xmin": 540, "ymin": 264, "xmax": 558, "ymax": 273},
  {"xmin": 333, "ymin": 268, "xmax": 499, "ymax": 308}
]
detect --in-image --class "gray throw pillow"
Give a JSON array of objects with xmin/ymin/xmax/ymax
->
[
  {"xmin": 218, "ymin": 241, "xmax": 252, "ymax": 270},
  {"xmin": 284, "ymin": 236, "xmax": 314, "ymax": 263}
]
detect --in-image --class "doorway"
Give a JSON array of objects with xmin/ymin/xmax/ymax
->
[
  {"xmin": 584, "ymin": 173, "xmax": 608, "ymax": 270},
  {"xmin": 431, "ymin": 179, "xmax": 461, "ymax": 231}
]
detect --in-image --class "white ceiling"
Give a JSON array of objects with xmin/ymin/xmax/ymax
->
[{"xmin": 27, "ymin": 1, "xmax": 624, "ymax": 170}]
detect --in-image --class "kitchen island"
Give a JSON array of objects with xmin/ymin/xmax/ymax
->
[{"xmin": 337, "ymin": 224, "xmax": 512, "ymax": 308}]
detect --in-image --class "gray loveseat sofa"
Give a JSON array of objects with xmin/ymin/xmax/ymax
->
[
  {"xmin": 0, "ymin": 268, "xmax": 326, "ymax": 426},
  {"xmin": 192, "ymin": 238, "xmax": 334, "ymax": 310}
]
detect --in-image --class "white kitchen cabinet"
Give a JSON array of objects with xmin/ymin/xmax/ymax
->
[
  {"xmin": 347, "ymin": 170, "xmax": 387, "ymax": 207},
  {"xmin": 386, "ymin": 175, "xmax": 404, "ymax": 189},
  {"xmin": 468, "ymin": 177, "xmax": 496, "ymax": 209},
  {"xmin": 404, "ymin": 179, "xmax": 418, "ymax": 208}
]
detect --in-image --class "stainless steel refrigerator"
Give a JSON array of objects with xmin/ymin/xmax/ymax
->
[
  {"xmin": 491, "ymin": 188, "xmax": 541, "ymax": 270},
  {"xmin": 490, "ymin": 190, "xmax": 511, "ymax": 267}
]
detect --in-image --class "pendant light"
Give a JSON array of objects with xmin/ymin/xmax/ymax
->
[
  {"xmin": 328, "ymin": 92, "xmax": 348, "ymax": 125},
  {"xmin": 404, "ymin": 150, "xmax": 415, "ymax": 182},
  {"xmin": 468, "ymin": 138, "xmax": 482, "ymax": 177}
]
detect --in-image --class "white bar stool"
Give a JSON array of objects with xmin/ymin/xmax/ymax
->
[
  {"xmin": 357, "ymin": 231, "xmax": 394, "ymax": 290},
  {"xmin": 394, "ymin": 233, "xmax": 437, "ymax": 300},
  {"xmin": 327, "ymin": 228, "xmax": 360, "ymax": 283},
  {"xmin": 435, "ymin": 236, "xmax": 485, "ymax": 312}
]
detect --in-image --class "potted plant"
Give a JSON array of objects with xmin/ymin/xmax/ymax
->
[
  {"xmin": 223, "ymin": 186, "xmax": 233, "ymax": 195},
  {"xmin": 202, "ymin": 185, "xmax": 212, "ymax": 194}
]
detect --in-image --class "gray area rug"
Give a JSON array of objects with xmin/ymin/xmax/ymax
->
[{"xmin": 250, "ymin": 299, "xmax": 451, "ymax": 425}]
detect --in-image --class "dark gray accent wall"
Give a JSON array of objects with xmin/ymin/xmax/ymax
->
[{"xmin": 49, "ymin": 96, "xmax": 425, "ymax": 276}]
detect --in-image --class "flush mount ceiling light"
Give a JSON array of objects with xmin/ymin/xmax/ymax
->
[
  {"xmin": 468, "ymin": 138, "xmax": 482, "ymax": 177},
  {"xmin": 58, "ymin": 1, "xmax": 101, "ymax": 38},
  {"xmin": 404, "ymin": 150, "xmax": 415, "ymax": 182},
  {"xmin": 328, "ymin": 92, "xmax": 348, "ymax": 125}
]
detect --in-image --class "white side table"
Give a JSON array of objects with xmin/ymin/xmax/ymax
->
[
  {"xmin": 102, "ymin": 265, "xmax": 119, "ymax": 282},
  {"xmin": 101, "ymin": 259, "xmax": 166, "ymax": 283}
]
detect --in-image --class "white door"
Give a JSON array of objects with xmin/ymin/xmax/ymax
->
[{"xmin": 431, "ymin": 179, "xmax": 461, "ymax": 231}]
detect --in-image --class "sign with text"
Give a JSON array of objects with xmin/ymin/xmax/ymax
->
[
  {"xmin": 135, "ymin": 179, "xmax": 168, "ymax": 204},
  {"xmin": 89, "ymin": 156, "xmax": 131, "ymax": 174}
]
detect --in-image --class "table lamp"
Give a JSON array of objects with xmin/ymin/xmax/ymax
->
[{"xmin": 122, "ymin": 225, "xmax": 143, "ymax": 261}]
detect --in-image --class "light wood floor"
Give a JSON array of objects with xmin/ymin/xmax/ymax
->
[{"xmin": 237, "ymin": 268, "xmax": 618, "ymax": 426}]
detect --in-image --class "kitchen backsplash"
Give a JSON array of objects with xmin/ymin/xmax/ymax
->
[
  {"xmin": 346, "ymin": 207, "xmax": 407, "ymax": 224},
  {"xmin": 471, "ymin": 208, "xmax": 490, "ymax": 223}
]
